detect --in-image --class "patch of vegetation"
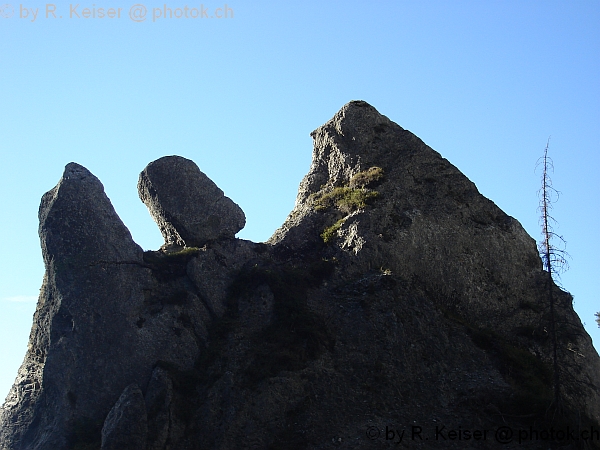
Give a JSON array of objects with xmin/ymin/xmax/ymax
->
[
  {"xmin": 310, "ymin": 186, "xmax": 379, "ymax": 214},
  {"xmin": 337, "ymin": 188, "xmax": 379, "ymax": 213},
  {"xmin": 168, "ymin": 246, "xmax": 201, "ymax": 258},
  {"xmin": 320, "ymin": 218, "xmax": 346, "ymax": 244},
  {"xmin": 309, "ymin": 166, "xmax": 384, "ymax": 214},
  {"xmin": 310, "ymin": 167, "xmax": 384, "ymax": 243},
  {"xmin": 143, "ymin": 247, "xmax": 201, "ymax": 263},
  {"xmin": 349, "ymin": 166, "xmax": 384, "ymax": 188}
]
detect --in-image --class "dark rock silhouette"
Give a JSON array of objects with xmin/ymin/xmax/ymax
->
[
  {"xmin": 138, "ymin": 155, "xmax": 246, "ymax": 248},
  {"xmin": 1, "ymin": 102, "xmax": 599, "ymax": 450}
]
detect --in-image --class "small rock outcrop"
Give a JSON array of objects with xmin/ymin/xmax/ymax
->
[
  {"xmin": 1, "ymin": 102, "xmax": 599, "ymax": 450},
  {"xmin": 138, "ymin": 155, "xmax": 246, "ymax": 248},
  {"xmin": 101, "ymin": 384, "xmax": 147, "ymax": 450}
]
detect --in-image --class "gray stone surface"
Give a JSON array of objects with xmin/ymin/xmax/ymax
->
[
  {"xmin": 2, "ymin": 103, "xmax": 599, "ymax": 450},
  {"xmin": 101, "ymin": 384, "xmax": 148, "ymax": 450},
  {"xmin": 138, "ymin": 155, "xmax": 246, "ymax": 247},
  {"xmin": 0, "ymin": 163, "xmax": 149, "ymax": 450},
  {"xmin": 0, "ymin": 163, "xmax": 211, "ymax": 449},
  {"xmin": 271, "ymin": 100, "xmax": 600, "ymax": 424}
]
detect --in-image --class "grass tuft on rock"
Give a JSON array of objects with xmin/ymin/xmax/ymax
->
[
  {"xmin": 310, "ymin": 186, "xmax": 377, "ymax": 213},
  {"xmin": 321, "ymin": 218, "xmax": 346, "ymax": 244},
  {"xmin": 349, "ymin": 166, "xmax": 384, "ymax": 188},
  {"xmin": 309, "ymin": 167, "xmax": 384, "ymax": 215}
]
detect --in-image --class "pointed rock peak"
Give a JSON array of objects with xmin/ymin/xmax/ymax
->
[
  {"xmin": 289, "ymin": 101, "xmax": 427, "ymax": 208},
  {"xmin": 312, "ymin": 100, "xmax": 394, "ymax": 141},
  {"xmin": 39, "ymin": 162, "xmax": 142, "ymax": 266},
  {"xmin": 63, "ymin": 162, "xmax": 95, "ymax": 179},
  {"xmin": 138, "ymin": 155, "xmax": 246, "ymax": 248},
  {"xmin": 39, "ymin": 163, "xmax": 103, "ymax": 220}
]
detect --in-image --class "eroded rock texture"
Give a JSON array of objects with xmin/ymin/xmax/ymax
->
[
  {"xmin": 1, "ymin": 102, "xmax": 599, "ymax": 450},
  {"xmin": 138, "ymin": 155, "xmax": 246, "ymax": 248}
]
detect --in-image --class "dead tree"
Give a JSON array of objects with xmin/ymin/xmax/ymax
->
[{"xmin": 537, "ymin": 138, "xmax": 569, "ymax": 409}]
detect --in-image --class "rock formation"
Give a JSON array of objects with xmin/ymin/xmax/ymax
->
[
  {"xmin": 138, "ymin": 155, "xmax": 246, "ymax": 248},
  {"xmin": 1, "ymin": 101, "xmax": 599, "ymax": 450}
]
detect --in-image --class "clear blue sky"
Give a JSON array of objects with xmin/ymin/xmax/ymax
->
[{"xmin": 1, "ymin": 1, "xmax": 598, "ymax": 402}]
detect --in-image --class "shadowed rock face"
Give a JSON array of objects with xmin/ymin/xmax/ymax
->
[
  {"xmin": 101, "ymin": 384, "xmax": 147, "ymax": 450},
  {"xmin": 0, "ymin": 163, "xmax": 148, "ymax": 449},
  {"xmin": 138, "ymin": 155, "xmax": 246, "ymax": 248},
  {"xmin": 1, "ymin": 102, "xmax": 599, "ymax": 450}
]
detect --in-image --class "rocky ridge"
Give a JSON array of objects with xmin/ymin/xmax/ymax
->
[{"xmin": 1, "ymin": 101, "xmax": 599, "ymax": 450}]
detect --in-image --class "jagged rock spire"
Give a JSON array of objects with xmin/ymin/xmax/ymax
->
[{"xmin": 39, "ymin": 162, "xmax": 143, "ymax": 265}]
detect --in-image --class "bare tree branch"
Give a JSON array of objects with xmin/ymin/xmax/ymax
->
[{"xmin": 536, "ymin": 138, "xmax": 570, "ymax": 410}]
